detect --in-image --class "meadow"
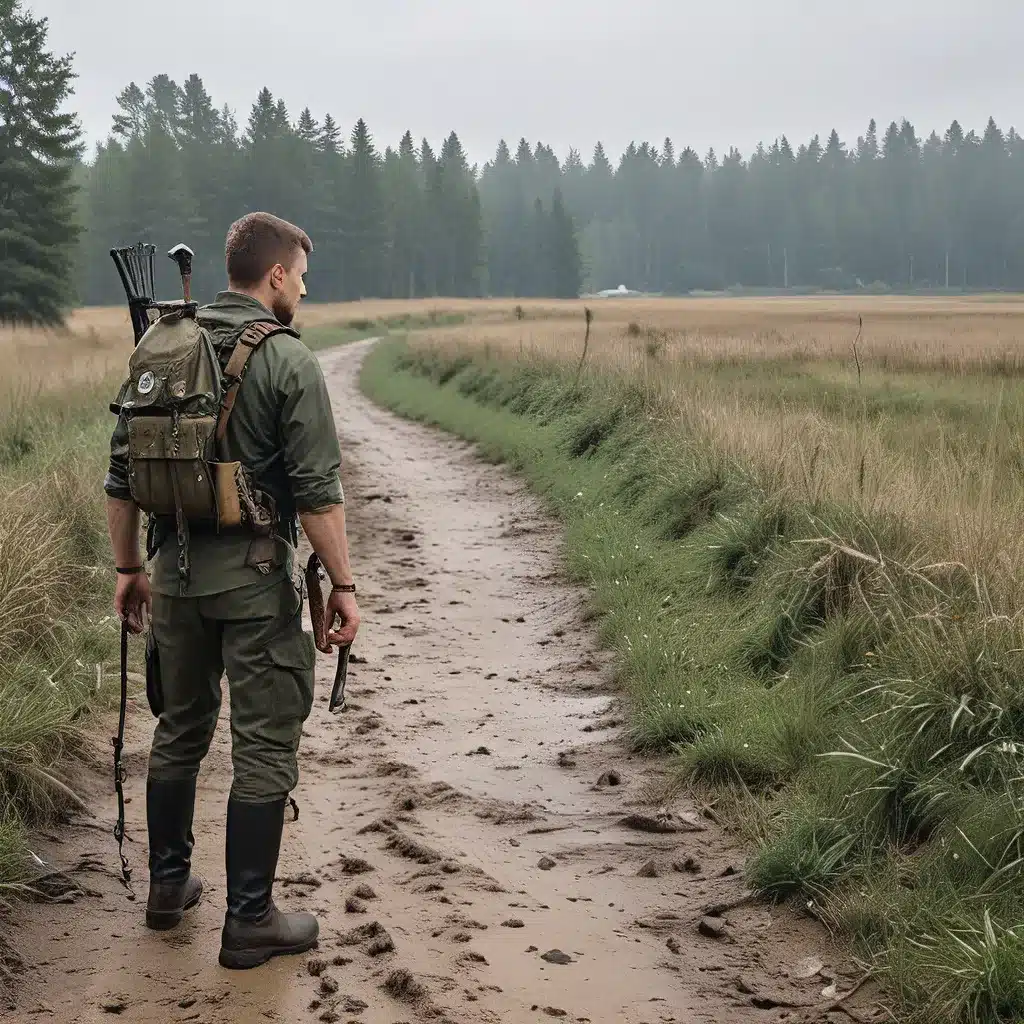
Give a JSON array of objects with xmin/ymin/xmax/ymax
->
[
  {"xmin": 357, "ymin": 294, "xmax": 1024, "ymax": 1024},
  {"xmin": 4, "ymin": 294, "xmax": 1024, "ymax": 1019}
]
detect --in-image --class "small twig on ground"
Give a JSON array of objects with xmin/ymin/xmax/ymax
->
[
  {"xmin": 702, "ymin": 891, "xmax": 757, "ymax": 916},
  {"xmin": 827, "ymin": 972, "xmax": 873, "ymax": 1008},
  {"xmin": 698, "ymin": 801, "xmax": 722, "ymax": 825}
]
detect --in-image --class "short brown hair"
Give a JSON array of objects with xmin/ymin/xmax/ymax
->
[{"xmin": 225, "ymin": 212, "xmax": 312, "ymax": 287}]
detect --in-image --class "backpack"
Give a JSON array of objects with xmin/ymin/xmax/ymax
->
[{"xmin": 113, "ymin": 304, "xmax": 296, "ymax": 587}]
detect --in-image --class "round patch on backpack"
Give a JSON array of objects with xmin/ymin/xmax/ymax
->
[
  {"xmin": 171, "ymin": 380, "xmax": 186, "ymax": 398},
  {"xmin": 136, "ymin": 371, "xmax": 155, "ymax": 395}
]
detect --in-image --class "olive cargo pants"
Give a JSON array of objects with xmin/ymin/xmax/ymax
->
[{"xmin": 148, "ymin": 577, "xmax": 316, "ymax": 803}]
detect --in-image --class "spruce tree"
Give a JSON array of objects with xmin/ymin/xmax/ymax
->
[
  {"xmin": 436, "ymin": 131, "xmax": 482, "ymax": 295},
  {"xmin": 419, "ymin": 139, "xmax": 439, "ymax": 295},
  {"xmin": 344, "ymin": 119, "xmax": 385, "ymax": 298},
  {"xmin": 111, "ymin": 83, "xmax": 147, "ymax": 141},
  {"xmin": 318, "ymin": 114, "xmax": 342, "ymax": 155},
  {"xmin": 304, "ymin": 111, "xmax": 344, "ymax": 300},
  {"xmin": 178, "ymin": 75, "xmax": 230, "ymax": 298},
  {"xmin": 242, "ymin": 88, "xmax": 301, "ymax": 222},
  {"xmin": 297, "ymin": 107, "xmax": 320, "ymax": 146},
  {"xmin": 0, "ymin": 0, "xmax": 83, "ymax": 323},
  {"xmin": 548, "ymin": 188, "xmax": 582, "ymax": 298},
  {"xmin": 385, "ymin": 130, "xmax": 422, "ymax": 297}
]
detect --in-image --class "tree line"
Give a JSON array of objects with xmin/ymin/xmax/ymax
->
[
  {"xmin": 74, "ymin": 73, "xmax": 583, "ymax": 307},
  {"xmin": 72, "ymin": 89, "xmax": 1024, "ymax": 301},
  {"xmin": 557, "ymin": 118, "xmax": 1024, "ymax": 293},
  {"xmin": 80, "ymin": 75, "xmax": 1024, "ymax": 305},
  {"xmin": 4, "ymin": 0, "xmax": 1024, "ymax": 325}
]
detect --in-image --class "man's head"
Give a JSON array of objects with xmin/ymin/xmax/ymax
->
[{"xmin": 225, "ymin": 212, "xmax": 312, "ymax": 325}]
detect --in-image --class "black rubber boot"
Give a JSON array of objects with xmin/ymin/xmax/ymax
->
[
  {"xmin": 218, "ymin": 796, "xmax": 319, "ymax": 970},
  {"xmin": 145, "ymin": 776, "xmax": 203, "ymax": 930}
]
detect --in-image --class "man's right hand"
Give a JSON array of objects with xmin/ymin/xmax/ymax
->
[{"xmin": 325, "ymin": 590, "xmax": 360, "ymax": 649}]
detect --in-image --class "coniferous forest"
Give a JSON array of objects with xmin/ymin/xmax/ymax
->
[
  {"xmin": 4, "ymin": 0, "xmax": 1024, "ymax": 324},
  {"xmin": 73, "ymin": 75, "xmax": 1024, "ymax": 307}
]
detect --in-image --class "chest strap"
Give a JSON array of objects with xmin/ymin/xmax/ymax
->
[{"xmin": 216, "ymin": 320, "xmax": 284, "ymax": 443}]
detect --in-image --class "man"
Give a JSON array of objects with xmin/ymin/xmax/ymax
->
[{"xmin": 104, "ymin": 212, "xmax": 360, "ymax": 970}]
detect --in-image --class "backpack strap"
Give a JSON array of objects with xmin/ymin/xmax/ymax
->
[{"xmin": 215, "ymin": 320, "xmax": 291, "ymax": 443}]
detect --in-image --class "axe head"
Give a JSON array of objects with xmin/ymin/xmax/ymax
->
[{"xmin": 167, "ymin": 243, "xmax": 194, "ymax": 276}]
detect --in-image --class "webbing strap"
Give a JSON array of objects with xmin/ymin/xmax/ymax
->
[
  {"xmin": 113, "ymin": 621, "xmax": 136, "ymax": 900},
  {"xmin": 215, "ymin": 321, "xmax": 282, "ymax": 443}
]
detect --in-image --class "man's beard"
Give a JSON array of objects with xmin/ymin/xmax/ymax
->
[{"xmin": 272, "ymin": 295, "xmax": 296, "ymax": 326}]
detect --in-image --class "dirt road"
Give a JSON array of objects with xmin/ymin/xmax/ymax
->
[{"xmin": 2, "ymin": 341, "xmax": 866, "ymax": 1024}]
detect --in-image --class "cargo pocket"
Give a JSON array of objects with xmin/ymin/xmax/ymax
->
[{"xmin": 267, "ymin": 624, "xmax": 316, "ymax": 721}]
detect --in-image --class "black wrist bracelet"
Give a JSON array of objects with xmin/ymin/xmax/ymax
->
[
  {"xmin": 116, "ymin": 565, "xmax": 144, "ymax": 575},
  {"xmin": 332, "ymin": 583, "xmax": 356, "ymax": 593}
]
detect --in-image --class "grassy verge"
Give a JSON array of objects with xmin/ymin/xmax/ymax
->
[
  {"xmin": 0, "ymin": 379, "xmax": 124, "ymax": 906},
  {"xmin": 361, "ymin": 337, "xmax": 1024, "ymax": 1024}
]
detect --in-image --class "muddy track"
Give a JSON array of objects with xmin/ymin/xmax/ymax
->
[{"xmin": 1, "ymin": 340, "xmax": 875, "ymax": 1024}]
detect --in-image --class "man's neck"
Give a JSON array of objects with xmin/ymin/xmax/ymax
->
[{"xmin": 226, "ymin": 283, "xmax": 275, "ymax": 315}]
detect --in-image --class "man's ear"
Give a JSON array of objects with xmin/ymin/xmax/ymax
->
[{"xmin": 269, "ymin": 264, "xmax": 286, "ymax": 290}]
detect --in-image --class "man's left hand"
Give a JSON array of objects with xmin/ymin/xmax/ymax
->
[{"xmin": 114, "ymin": 572, "xmax": 152, "ymax": 634}]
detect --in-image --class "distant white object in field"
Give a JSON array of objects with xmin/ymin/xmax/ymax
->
[{"xmin": 596, "ymin": 283, "xmax": 639, "ymax": 298}]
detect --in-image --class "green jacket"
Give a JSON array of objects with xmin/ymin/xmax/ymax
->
[{"xmin": 104, "ymin": 291, "xmax": 343, "ymax": 597}]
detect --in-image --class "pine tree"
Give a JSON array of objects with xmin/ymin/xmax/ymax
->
[
  {"xmin": 548, "ymin": 188, "xmax": 582, "ymax": 297},
  {"xmin": 81, "ymin": 139, "xmax": 130, "ymax": 304},
  {"xmin": 219, "ymin": 104, "xmax": 238, "ymax": 144},
  {"xmin": 178, "ymin": 75, "xmax": 231, "ymax": 298},
  {"xmin": 146, "ymin": 74, "xmax": 183, "ymax": 141},
  {"xmin": 383, "ymin": 130, "xmax": 422, "ymax": 297},
  {"xmin": 242, "ymin": 88, "xmax": 302, "ymax": 221},
  {"xmin": 112, "ymin": 83, "xmax": 147, "ymax": 140},
  {"xmin": 0, "ymin": 0, "xmax": 84, "ymax": 323},
  {"xmin": 419, "ymin": 139, "xmax": 439, "ymax": 295},
  {"xmin": 319, "ymin": 114, "xmax": 342, "ymax": 154},
  {"xmin": 528, "ymin": 196, "xmax": 549, "ymax": 296},
  {"xmin": 245, "ymin": 88, "xmax": 282, "ymax": 145},
  {"xmin": 297, "ymin": 108, "xmax": 320, "ymax": 145},
  {"xmin": 434, "ymin": 131, "xmax": 482, "ymax": 295},
  {"xmin": 307, "ymin": 112, "xmax": 345, "ymax": 300},
  {"xmin": 344, "ymin": 118, "xmax": 386, "ymax": 298}
]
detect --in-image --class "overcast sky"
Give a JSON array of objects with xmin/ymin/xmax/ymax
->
[{"xmin": 33, "ymin": 0, "xmax": 1024, "ymax": 167}]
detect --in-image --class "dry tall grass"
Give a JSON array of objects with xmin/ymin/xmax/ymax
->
[
  {"xmin": 402, "ymin": 296, "xmax": 1024, "ymax": 609},
  {"xmin": 11, "ymin": 294, "xmax": 1023, "ymax": 604},
  {"xmin": 0, "ymin": 315, "xmax": 134, "ymax": 897},
  {"xmin": 0, "ymin": 298, "xmax": 513, "ymax": 398}
]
